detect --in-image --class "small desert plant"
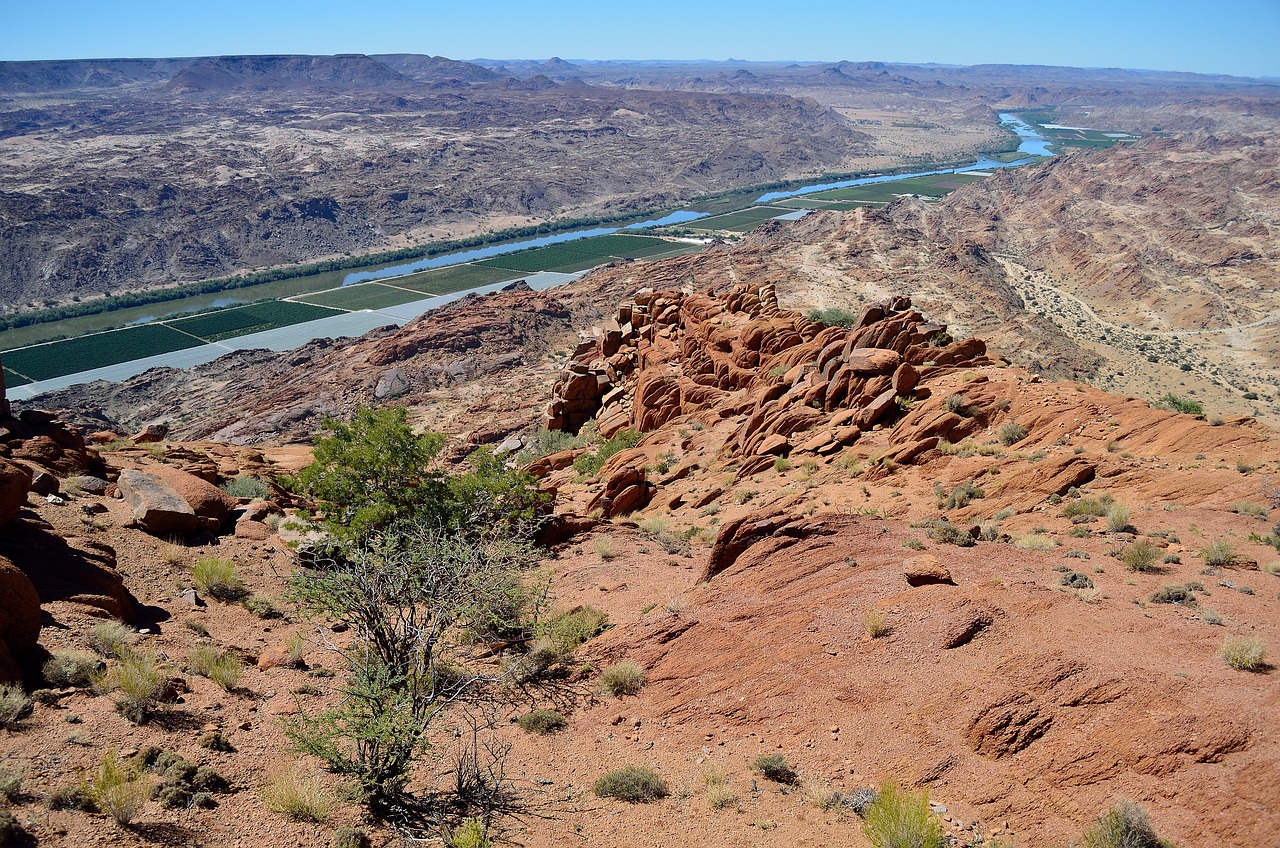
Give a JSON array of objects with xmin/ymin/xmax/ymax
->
[
  {"xmin": 861, "ymin": 781, "xmax": 944, "ymax": 848},
  {"xmin": 752, "ymin": 753, "xmax": 798, "ymax": 786},
  {"xmin": 1105, "ymin": 505, "xmax": 1133, "ymax": 532},
  {"xmin": 260, "ymin": 766, "xmax": 334, "ymax": 822},
  {"xmin": 43, "ymin": 650, "xmax": 103, "ymax": 688},
  {"xmin": 89, "ymin": 750, "xmax": 151, "ymax": 826},
  {"xmin": 598, "ymin": 660, "xmax": 646, "ymax": 696},
  {"xmin": 1155, "ymin": 393, "xmax": 1204, "ymax": 416},
  {"xmin": 86, "ymin": 620, "xmax": 135, "ymax": 658},
  {"xmin": 863, "ymin": 610, "xmax": 891, "ymax": 638},
  {"xmin": 1200, "ymin": 608, "xmax": 1224, "ymax": 626},
  {"xmin": 517, "ymin": 709, "xmax": 567, "ymax": 734},
  {"xmin": 448, "ymin": 818, "xmax": 490, "ymax": 848},
  {"xmin": 1150, "ymin": 584, "xmax": 1197, "ymax": 606},
  {"xmin": 199, "ymin": 730, "xmax": 236, "ymax": 752},
  {"xmin": 1201, "ymin": 538, "xmax": 1237, "ymax": 568},
  {"xmin": 538, "ymin": 606, "xmax": 609, "ymax": 656},
  {"xmin": 47, "ymin": 783, "xmax": 97, "ymax": 811},
  {"xmin": 97, "ymin": 649, "xmax": 167, "ymax": 724},
  {"xmin": 187, "ymin": 644, "xmax": 244, "ymax": 691},
  {"xmin": 938, "ymin": 481, "xmax": 984, "ymax": 511},
  {"xmin": 1060, "ymin": 572, "xmax": 1094, "ymax": 589},
  {"xmin": 184, "ymin": 619, "xmax": 211, "ymax": 638},
  {"xmin": 220, "ymin": 476, "xmax": 271, "ymax": 499},
  {"xmin": 0, "ymin": 685, "xmax": 32, "ymax": 729},
  {"xmin": 330, "ymin": 827, "xmax": 369, "ymax": 848},
  {"xmin": 242, "ymin": 593, "xmax": 282, "ymax": 619},
  {"xmin": 943, "ymin": 393, "xmax": 971, "ymax": 416},
  {"xmin": 705, "ymin": 782, "xmax": 739, "ymax": 810},
  {"xmin": 0, "ymin": 809, "xmax": 25, "ymax": 845},
  {"xmin": 1220, "ymin": 635, "xmax": 1267, "ymax": 671},
  {"xmin": 1122, "ymin": 541, "xmax": 1162, "ymax": 572},
  {"xmin": 998, "ymin": 421, "xmax": 1029, "ymax": 446},
  {"xmin": 194, "ymin": 557, "xmax": 247, "ymax": 602},
  {"xmin": 1014, "ymin": 533, "xmax": 1057, "ymax": 551},
  {"xmin": 592, "ymin": 536, "xmax": 617, "ymax": 560},
  {"xmin": 593, "ymin": 765, "xmax": 669, "ymax": 803},
  {"xmin": 0, "ymin": 766, "xmax": 22, "ymax": 803},
  {"xmin": 1077, "ymin": 799, "xmax": 1167, "ymax": 848}
]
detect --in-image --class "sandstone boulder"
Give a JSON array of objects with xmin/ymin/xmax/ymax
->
[
  {"xmin": 0, "ymin": 459, "xmax": 32, "ymax": 526},
  {"xmin": 0, "ymin": 555, "xmax": 41, "ymax": 683},
  {"xmin": 904, "ymin": 556, "xmax": 955, "ymax": 587},
  {"xmin": 118, "ymin": 469, "xmax": 201, "ymax": 535},
  {"xmin": 146, "ymin": 465, "xmax": 236, "ymax": 524}
]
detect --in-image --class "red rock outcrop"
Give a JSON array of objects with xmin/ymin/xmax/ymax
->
[{"xmin": 545, "ymin": 284, "xmax": 991, "ymax": 461}]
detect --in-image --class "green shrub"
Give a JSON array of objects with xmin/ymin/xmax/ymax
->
[
  {"xmin": 517, "ymin": 708, "xmax": 568, "ymax": 734},
  {"xmin": 538, "ymin": 606, "xmax": 609, "ymax": 656},
  {"xmin": 86, "ymin": 620, "xmax": 135, "ymax": 658},
  {"xmin": 925, "ymin": 520, "xmax": 975, "ymax": 547},
  {"xmin": 0, "ymin": 685, "xmax": 31, "ymax": 729},
  {"xmin": 48, "ymin": 782, "xmax": 97, "ymax": 811},
  {"xmin": 194, "ymin": 557, "xmax": 248, "ymax": 602},
  {"xmin": 938, "ymin": 481, "xmax": 984, "ymax": 511},
  {"xmin": 260, "ymin": 767, "xmax": 334, "ymax": 822},
  {"xmin": 752, "ymin": 753, "xmax": 798, "ymax": 786},
  {"xmin": 1156, "ymin": 393, "xmax": 1204, "ymax": 416},
  {"xmin": 573, "ymin": 428, "xmax": 642, "ymax": 477},
  {"xmin": 89, "ymin": 750, "xmax": 151, "ymax": 826},
  {"xmin": 220, "ymin": 476, "xmax": 270, "ymax": 499},
  {"xmin": 1201, "ymin": 538, "xmax": 1237, "ymax": 568},
  {"xmin": 242, "ymin": 593, "xmax": 282, "ymax": 619},
  {"xmin": 808, "ymin": 307, "xmax": 860, "ymax": 328},
  {"xmin": 97, "ymin": 649, "xmax": 167, "ymax": 724},
  {"xmin": 861, "ymin": 781, "xmax": 944, "ymax": 848},
  {"xmin": 1078, "ymin": 799, "xmax": 1167, "ymax": 848},
  {"xmin": 0, "ymin": 766, "xmax": 21, "ymax": 803},
  {"xmin": 187, "ymin": 644, "xmax": 244, "ymax": 690},
  {"xmin": 998, "ymin": 421, "xmax": 1028, "ymax": 446},
  {"xmin": 943, "ymin": 394, "xmax": 971, "ymax": 416},
  {"xmin": 597, "ymin": 660, "xmax": 646, "ymax": 696},
  {"xmin": 1062, "ymin": 496, "xmax": 1112, "ymax": 518},
  {"xmin": 448, "ymin": 818, "xmax": 490, "ymax": 848},
  {"xmin": 1122, "ymin": 541, "xmax": 1162, "ymax": 572},
  {"xmin": 43, "ymin": 650, "xmax": 103, "ymax": 688},
  {"xmin": 1105, "ymin": 505, "xmax": 1132, "ymax": 532},
  {"xmin": 1221, "ymin": 635, "xmax": 1267, "ymax": 671},
  {"xmin": 593, "ymin": 765, "xmax": 669, "ymax": 802}
]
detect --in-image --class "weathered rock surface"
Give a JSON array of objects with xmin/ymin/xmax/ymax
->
[
  {"xmin": 117, "ymin": 468, "xmax": 201, "ymax": 535},
  {"xmin": 0, "ymin": 555, "xmax": 41, "ymax": 682},
  {"xmin": 0, "ymin": 459, "xmax": 32, "ymax": 526}
]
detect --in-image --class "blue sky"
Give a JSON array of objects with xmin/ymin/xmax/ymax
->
[{"xmin": 3, "ymin": 0, "xmax": 1278, "ymax": 78}]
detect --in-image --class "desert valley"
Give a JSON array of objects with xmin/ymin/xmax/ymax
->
[{"xmin": 1, "ymin": 18, "xmax": 1279, "ymax": 848}]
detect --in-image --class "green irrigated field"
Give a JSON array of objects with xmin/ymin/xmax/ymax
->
[
  {"xmin": 478, "ymin": 245, "xmax": 603, "ymax": 274},
  {"xmin": 2, "ymin": 367, "xmax": 32, "ymax": 388},
  {"xmin": 804, "ymin": 173, "xmax": 984, "ymax": 203},
  {"xmin": 4, "ymin": 324, "xmax": 201, "ymax": 381},
  {"xmin": 393, "ymin": 264, "xmax": 522, "ymax": 295},
  {"xmin": 295, "ymin": 283, "xmax": 428, "ymax": 311},
  {"xmin": 776, "ymin": 198, "xmax": 871, "ymax": 210},
  {"xmin": 166, "ymin": 301, "xmax": 343, "ymax": 343},
  {"xmin": 688, "ymin": 206, "xmax": 790, "ymax": 232},
  {"xmin": 565, "ymin": 234, "xmax": 665, "ymax": 258}
]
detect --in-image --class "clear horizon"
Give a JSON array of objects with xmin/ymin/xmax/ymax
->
[{"xmin": 3, "ymin": 0, "xmax": 1278, "ymax": 79}]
